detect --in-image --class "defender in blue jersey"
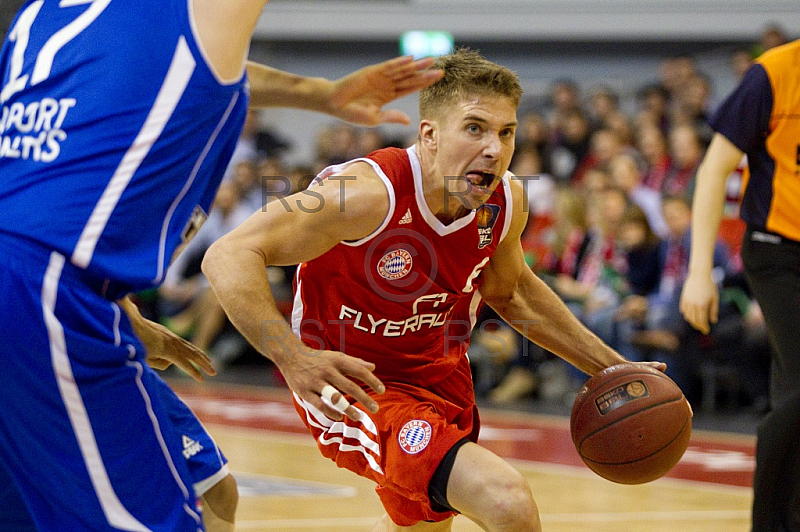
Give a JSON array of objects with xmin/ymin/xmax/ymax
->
[{"xmin": 0, "ymin": 0, "xmax": 441, "ymax": 530}]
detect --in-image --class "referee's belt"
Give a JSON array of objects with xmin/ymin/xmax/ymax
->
[{"xmin": 747, "ymin": 226, "xmax": 800, "ymax": 247}]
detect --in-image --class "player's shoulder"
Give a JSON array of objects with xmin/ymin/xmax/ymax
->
[
  {"xmin": 502, "ymin": 172, "xmax": 525, "ymax": 209},
  {"xmin": 361, "ymin": 146, "xmax": 412, "ymax": 179},
  {"xmin": 314, "ymin": 160, "xmax": 392, "ymax": 225},
  {"xmin": 496, "ymin": 172, "xmax": 527, "ymax": 236}
]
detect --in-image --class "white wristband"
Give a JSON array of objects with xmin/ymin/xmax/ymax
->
[{"xmin": 320, "ymin": 384, "xmax": 350, "ymax": 413}]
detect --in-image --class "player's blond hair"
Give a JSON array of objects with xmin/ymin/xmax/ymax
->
[{"xmin": 419, "ymin": 48, "xmax": 523, "ymax": 120}]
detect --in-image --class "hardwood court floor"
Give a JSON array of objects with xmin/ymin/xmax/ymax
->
[{"xmin": 173, "ymin": 381, "xmax": 755, "ymax": 532}]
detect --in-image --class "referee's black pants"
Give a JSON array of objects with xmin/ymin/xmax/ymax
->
[{"xmin": 741, "ymin": 227, "xmax": 800, "ymax": 532}]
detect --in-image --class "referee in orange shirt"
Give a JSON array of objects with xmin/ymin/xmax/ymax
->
[{"xmin": 680, "ymin": 40, "xmax": 800, "ymax": 531}]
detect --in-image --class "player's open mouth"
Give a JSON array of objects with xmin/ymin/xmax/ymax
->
[{"xmin": 465, "ymin": 171, "xmax": 497, "ymax": 193}]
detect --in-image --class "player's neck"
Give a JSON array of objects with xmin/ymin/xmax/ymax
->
[
  {"xmin": 417, "ymin": 143, "xmax": 472, "ymax": 224},
  {"xmin": 419, "ymin": 172, "xmax": 472, "ymax": 225}
]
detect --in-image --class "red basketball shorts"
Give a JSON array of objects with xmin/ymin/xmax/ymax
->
[{"xmin": 292, "ymin": 356, "xmax": 479, "ymax": 526}]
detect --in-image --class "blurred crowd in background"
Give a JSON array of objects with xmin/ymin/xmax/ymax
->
[{"xmin": 134, "ymin": 24, "xmax": 792, "ymax": 415}]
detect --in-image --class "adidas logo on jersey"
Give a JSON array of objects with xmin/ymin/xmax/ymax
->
[
  {"xmin": 182, "ymin": 435, "xmax": 203, "ymax": 459},
  {"xmin": 399, "ymin": 208, "xmax": 413, "ymax": 225}
]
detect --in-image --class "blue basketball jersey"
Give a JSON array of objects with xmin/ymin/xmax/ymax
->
[{"xmin": 0, "ymin": 0, "xmax": 248, "ymax": 292}]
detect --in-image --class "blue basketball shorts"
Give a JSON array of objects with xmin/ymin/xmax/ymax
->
[{"xmin": 0, "ymin": 236, "xmax": 226, "ymax": 531}]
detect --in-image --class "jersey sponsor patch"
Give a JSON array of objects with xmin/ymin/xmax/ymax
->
[
  {"xmin": 377, "ymin": 248, "xmax": 413, "ymax": 280},
  {"xmin": 398, "ymin": 419, "xmax": 432, "ymax": 454},
  {"xmin": 476, "ymin": 204, "xmax": 501, "ymax": 249}
]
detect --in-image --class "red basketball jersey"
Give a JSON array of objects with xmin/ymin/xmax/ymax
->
[{"xmin": 292, "ymin": 146, "xmax": 513, "ymax": 386}]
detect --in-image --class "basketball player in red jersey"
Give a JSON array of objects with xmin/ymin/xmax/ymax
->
[{"xmin": 204, "ymin": 49, "xmax": 664, "ymax": 531}]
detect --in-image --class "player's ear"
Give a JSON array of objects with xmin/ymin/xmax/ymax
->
[{"xmin": 419, "ymin": 119, "xmax": 438, "ymax": 151}]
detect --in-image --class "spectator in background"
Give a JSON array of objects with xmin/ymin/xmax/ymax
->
[
  {"xmin": 594, "ymin": 204, "xmax": 663, "ymax": 362},
  {"xmin": 229, "ymin": 159, "xmax": 262, "ymax": 214},
  {"xmin": 605, "ymin": 110, "xmax": 635, "ymax": 149},
  {"xmin": 313, "ymin": 125, "xmax": 337, "ymax": 170},
  {"xmin": 608, "ymin": 153, "xmax": 669, "ymax": 237},
  {"xmin": 636, "ymin": 83, "xmax": 671, "ymax": 133},
  {"xmin": 224, "ymin": 110, "xmax": 261, "ymax": 181},
  {"xmin": 730, "ymin": 47, "xmax": 755, "ymax": 80},
  {"xmin": 256, "ymin": 156, "xmax": 288, "ymax": 209},
  {"xmin": 549, "ymin": 107, "xmax": 592, "ymax": 183},
  {"xmin": 326, "ymin": 123, "xmax": 360, "ymax": 164},
  {"xmin": 517, "ymin": 113, "xmax": 553, "ymax": 175},
  {"xmin": 636, "ymin": 195, "xmax": 729, "ymax": 400},
  {"xmin": 636, "ymin": 124, "xmax": 673, "ymax": 192},
  {"xmin": 356, "ymin": 128, "xmax": 386, "ymax": 156},
  {"xmin": 582, "ymin": 168, "xmax": 612, "ymax": 196},
  {"xmin": 159, "ymin": 182, "xmax": 252, "ymax": 355},
  {"xmin": 491, "ymin": 187, "xmax": 592, "ymax": 405},
  {"xmin": 511, "ymin": 146, "xmax": 556, "ymax": 222},
  {"xmin": 756, "ymin": 23, "xmax": 789, "ymax": 55},
  {"xmin": 552, "ymin": 187, "xmax": 628, "ymax": 320},
  {"xmin": 587, "ymin": 85, "xmax": 621, "ymax": 129},
  {"xmin": 664, "ymin": 123, "xmax": 705, "ymax": 197},
  {"xmin": 660, "ymin": 55, "xmax": 697, "ymax": 101},
  {"xmin": 572, "ymin": 127, "xmax": 624, "ymax": 185},
  {"xmin": 546, "ymin": 78, "xmax": 582, "ymax": 134},
  {"xmin": 677, "ymin": 72, "xmax": 713, "ymax": 127},
  {"xmin": 617, "ymin": 204, "xmax": 663, "ymax": 301}
]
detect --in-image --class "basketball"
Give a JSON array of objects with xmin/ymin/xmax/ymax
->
[{"xmin": 570, "ymin": 363, "xmax": 692, "ymax": 484}]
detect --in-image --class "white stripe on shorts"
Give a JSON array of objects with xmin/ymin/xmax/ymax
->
[
  {"xmin": 42, "ymin": 252, "xmax": 150, "ymax": 532},
  {"xmin": 293, "ymin": 392, "xmax": 384, "ymax": 475}
]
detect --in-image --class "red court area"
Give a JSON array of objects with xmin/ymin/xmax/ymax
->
[{"xmin": 173, "ymin": 382, "xmax": 755, "ymax": 488}]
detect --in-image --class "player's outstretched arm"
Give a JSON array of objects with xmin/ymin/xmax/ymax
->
[
  {"xmin": 202, "ymin": 163, "xmax": 389, "ymax": 420},
  {"xmin": 479, "ymin": 180, "xmax": 662, "ymax": 376},
  {"xmin": 118, "ymin": 297, "xmax": 217, "ymax": 382},
  {"xmin": 246, "ymin": 56, "xmax": 444, "ymax": 125},
  {"xmin": 680, "ymin": 133, "xmax": 744, "ymax": 334}
]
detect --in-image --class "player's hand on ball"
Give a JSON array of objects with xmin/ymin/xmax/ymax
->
[
  {"xmin": 628, "ymin": 360, "xmax": 667, "ymax": 373},
  {"xmin": 280, "ymin": 345, "xmax": 385, "ymax": 422}
]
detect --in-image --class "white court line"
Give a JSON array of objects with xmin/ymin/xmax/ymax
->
[
  {"xmin": 541, "ymin": 509, "xmax": 750, "ymax": 522},
  {"xmin": 236, "ymin": 510, "xmax": 750, "ymax": 529},
  {"xmin": 507, "ymin": 457, "xmax": 754, "ymax": 495},
  {"xmin": 236, "ymin": 517, "xmax": 378, "ymax": 529},
  {"xmin": 205, "ymin": 423, "xmax": 753, "ymax": 496}
]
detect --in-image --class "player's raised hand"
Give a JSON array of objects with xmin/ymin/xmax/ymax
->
[
  {"xmin": 679, "ymin": 270, "xmax": 719, "ymax": 335},
  {"xmin": 325, "ymin": 56, "xmax": 444, "ymax": 126},
  {"xmin": 278, "ymin": 344, "xmax": 385, "ymax": 422}
]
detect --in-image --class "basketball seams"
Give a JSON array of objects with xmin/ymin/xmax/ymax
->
[
  {"xmin": 575, "ymin": 395, "xmax": 688, "ymax": 448},
  {"xmin": 579, "ymin": 411, "xmax": 691, "ymax": 467}
]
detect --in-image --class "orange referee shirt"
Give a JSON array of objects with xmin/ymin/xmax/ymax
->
[{"xmin": 710, "ymin": 40, "xmax": 800, "ymax": 241}]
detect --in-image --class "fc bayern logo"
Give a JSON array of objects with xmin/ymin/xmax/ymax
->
[
  {"xmin": 398, "ymin": 420, "xmax": 432, "ymax": 454},
  {"xmin": 377, "ymin": 249, "xmax": 413, "ymax": 280}
]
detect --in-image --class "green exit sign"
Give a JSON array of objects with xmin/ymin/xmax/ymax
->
[{"xmin": 400, "ymin": 31, "xmax": 454, "ymax": 59}]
